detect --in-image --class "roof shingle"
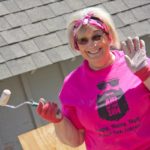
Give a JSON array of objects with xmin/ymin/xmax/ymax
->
[
  {"xmin": 5, "ymin": 12, "xmax": 31, "ymax": 28},
  {"xmin": 22, "ymin": 22, "xmax": 49, "ymax": 38},
  {"xmin": 26, "ymin": 5, "xmax": 55, "ymax": 23},
  {"xmin": 65, "ymin": 0, "xmax": 85, "ymax": 11},
  {"xmin": 123, "ymin": 0, "xmax": 150, "ymax": 9},
  {"xmin": 0, "ymin": 44, "xmax": 26, "ymax": 61},
  {"xmin": 117, "ymin": 10, "xmax": 137, "ymax": 26},
  {"xmin": 31, "ymin": 52, "xmax": 52, "ymax": 68},
  {"xmin": 42, "ymin": 16, "xmax": 66, "ymax": 32},
  {"xmin": 103, "ymin": 0, "xmax": 128, "ymax": 14},
  {"xmin": 1, "ymin": 28, "xmax": 28, "ymax": 44},
  {"xmin": 14, "ymin": 0, "xmax": 42, "ymax": 10},
  {"xmin": 131, "ymin": 21, "xmax": 150, "ymax": 36},
  {"xmin": 33, "ymin": 33, "xmax": 62, "ymax": 51},
  {"xmin": 45, "ymin": 45, "xmax": 74, "ymax": 63},
  {"xmin": 6, "ymin": 56, "xmax": 36, "ymax": 76},
  {"xmin": 0, "ymin": 63, "xmax": 11, "ymax": 80},
  {"xmin": 0, "ymin": 2, "xmax": 9, "ymax": 16},
  {"xmin": 2, "ymin": 0, "xmax": 21, "ymax": 13},
  {"xmin": 49, "ymin": 1, "xmax": 72, "ymax": 16},
  {"xmin": 20, "ymin": 40, "xmax": 40, "ymax": 54},
  {"xmin": 0, "ymin": 17, "xmax": 10, "ymax": 32}
]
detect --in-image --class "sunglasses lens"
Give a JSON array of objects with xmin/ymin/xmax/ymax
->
[
  {"xmin": 109, "ymin": 79, "xmax": 118, "ymax": 86},
  {"xmin": 77, "ymin": 38, "xmax": 88, "ymax": 45},
  {"xmin": 77, "ymin": 34, "xmax": 103, "ymax": 45},
  {"xmin": 92, "ymin": 34, "xmax": 102, "ymax": 41},
  {"xmin": 97, "ymin": 82, "xmax": 106, "ymax": 90},
  {"xmin": 97, "ymin": 79, "xmax": 119, "ymax": 90}
]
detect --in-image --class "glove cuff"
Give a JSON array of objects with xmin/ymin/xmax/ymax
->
[{"xmin": 134, "ymin": 65, "xmax": 150, "ymax": 81}]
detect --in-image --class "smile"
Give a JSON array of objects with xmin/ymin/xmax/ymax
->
[{"xmin": 87, "ymin": 48, "xmax": 102, "ymax": 57}]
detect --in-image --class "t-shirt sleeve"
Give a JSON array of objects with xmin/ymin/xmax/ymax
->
[
  {"xmin": 61, "ymin": 105, "xmax": 84, "ymax": 129},
  {"xmin": 59, "ymin": 78, "xmax": 84, "ymax": 130}
]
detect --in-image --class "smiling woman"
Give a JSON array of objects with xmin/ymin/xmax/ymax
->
[
  {"xmin": 75, "ymin": 24, "xmax": 115, "ymax": 70},
  {"xmin": 36, "ymin": 7, "xmax": 150, "ymax": 150}
]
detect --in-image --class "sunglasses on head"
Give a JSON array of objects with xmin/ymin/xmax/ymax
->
[{"xmin": 73, "ymin": 14, "xmax": 109, "ymax": 50}]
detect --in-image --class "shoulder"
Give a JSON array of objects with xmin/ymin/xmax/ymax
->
[
  {"xmin": 59, "ymin": 61, "xmax": 84, "ymax": 97},
  {"xmin": 63, "ymin": 62, "xmax": 84, "ymax": 86},
  {"xmin": 111, "ymin": 49, "xmax": 125, "ymax": 58},
  {"xmin": 59, "ymin": 63, "xmax": 84, "ymax": 104}
]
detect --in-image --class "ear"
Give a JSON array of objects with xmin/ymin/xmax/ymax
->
[
  {"xmin": 107, "ymin": 28, "xmax": 112, "ymax": 44},
  {"xmin": 107, "ymin": 27, "xmax": 116, "ymax": 47},
  {"xmin": 68, "ymin": 28, "xmax": 80, "ymax": 51}
]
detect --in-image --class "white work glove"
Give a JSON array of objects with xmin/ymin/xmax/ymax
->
[{"xmin": 121, "ymin": 36, "xmax": 148, "ymax": 73}]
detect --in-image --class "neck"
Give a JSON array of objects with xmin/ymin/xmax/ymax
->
[{"xmin": 89, "ymin": 52, "xmax": 115, "ymax": 70}]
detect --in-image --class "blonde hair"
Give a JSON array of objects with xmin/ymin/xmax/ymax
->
[{"xmin": 67, "ymin": 7, "xmax": 120, "ymax": 50}]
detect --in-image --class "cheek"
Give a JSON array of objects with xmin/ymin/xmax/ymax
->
[
  {"xmin": 78, "ymin": 46, "xmax": 86, "ymax": 54},
  {"xmin": 100, "ymin": 38, "xmax": 110, "ymax": 48},
  {"xmin": 78, "ymin": 45, "xmax": 87, "ymax": 52}
]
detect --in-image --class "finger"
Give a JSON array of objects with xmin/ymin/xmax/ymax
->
[
  {"xmin": 39, "ymin": 98, "xmax": 46, "ymax": 105},
  {"xmin": 121, "ymin": 41, "xmax": 129, "ymax": 55},
  {"xmin": 139, "ymin": 39, "xmax": 147, "ymax": 61},
  {"xmin": 140, "ymin": 39, "xmax": 145, "ymax": 50},
  {"xmin": 41, "ymin": 102, "xmax": 51, "ymax": 116},
  {"xmin": 51, "ymin": 102, "xmax": 62, "ymax": 120},
  {"xmin": 36, "ymin": 101, "xmax": 43, "ymax": 115},
  {"xmin": 52, "ymin": 102, "xmax": 58, "ymax": 109},
  {"xmin": 133, "ymin": 36, "xmax": 140, "ymax": 51},
  {"xmin": 51, "ymin": 102, "xmax": 58, "ymax": 114},
  {"xmin": 126, "ymin": 37, "xmax": 134, "ymax": 53},
  {"xmin": 45, "ymin": 102, "xmax": 57, "ymax": 121},
  {"xmin": 124, "ymin": 55, "xmax": 133, "ymax": 67}
]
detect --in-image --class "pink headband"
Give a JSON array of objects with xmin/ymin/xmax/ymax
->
[{"xmin": 73, "ymin": 13, "xmax": 109, "ymax": 50}]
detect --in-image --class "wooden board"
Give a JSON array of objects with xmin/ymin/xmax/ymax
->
[{"xmin": 18, "ymin": 123, "xmax": 86, "ymax": 150}]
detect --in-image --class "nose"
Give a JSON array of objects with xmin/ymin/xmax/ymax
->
[
  {"xmin": 87, "ymin": 40, "xmax": 98, "ymax": 50},
  {"xmin": 86, "ymin": 39, "xmax": 96, "ymax": 49}
]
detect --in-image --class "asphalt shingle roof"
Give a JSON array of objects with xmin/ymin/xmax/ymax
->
[{"xmin": 0, "ymin": 0, "xmax": 150, "ymax": 80}]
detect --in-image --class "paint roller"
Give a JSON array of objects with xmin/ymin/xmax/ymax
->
[
  {"xmin": 0, "ymin": 89, "xmax": 11, "ymax": 106},
  {"xmin": 0, "ymin": 89, "xmax": 62, "ymax": 119},
  {"xmin": 0, "ymin": 89, "xmax": 39, "ymax": 109}
]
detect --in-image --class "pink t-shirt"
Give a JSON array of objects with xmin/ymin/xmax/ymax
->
[{"xmin": 59, "ymin": 50, "xmax": 150, "ymax": 150}]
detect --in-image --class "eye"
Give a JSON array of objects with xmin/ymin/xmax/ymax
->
[
  {"xmin": 92, "ymin": 34, "xmax": 102, "ymax": 41},
  {"xmin": 77, "ymin": 38, "xmax": 88, "ymax": 45}
]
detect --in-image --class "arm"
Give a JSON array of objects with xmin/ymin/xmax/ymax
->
[
  {"xmin": 54, "ymin": 116, "xmax": 84, "ymax": 147},
  {"xmin": 121, "ymin": 36, "xmax": 150, "ymax": 90},
  {"xmin": 36, "ymin": 98, "xmax": 85, "ymax": 147}
]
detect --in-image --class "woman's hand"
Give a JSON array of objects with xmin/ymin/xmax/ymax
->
[
  {"xmin": 36, "ymin": 98, "xmax": 63, "ymax": 123},
  {"xmin": 121, "ymin": 36, "xmax": 147, "ymax": 73}
]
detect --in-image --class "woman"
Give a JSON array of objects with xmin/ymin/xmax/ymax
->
[{"xmin": 36, "ymin": 7, "xmax": 150, "ymax": 150}]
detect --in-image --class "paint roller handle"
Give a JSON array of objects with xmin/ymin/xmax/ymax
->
[{"xmin": 31, "ymin": 101, "xmax": 39, "ymax": 107}]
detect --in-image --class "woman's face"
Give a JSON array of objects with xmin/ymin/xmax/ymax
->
[{"xmin": 76, "ymin": 25, "xmax": 114, "ymax": 70}]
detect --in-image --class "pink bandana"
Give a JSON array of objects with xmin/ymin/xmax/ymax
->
[{"xmin": 73, "ymin": 13, "xmax": 109, "ymax": 50}]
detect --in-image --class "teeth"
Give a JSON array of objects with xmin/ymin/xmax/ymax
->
[
  {"xmin": 88, "ymin": 48, "xmax": 101, "ymax": 58},
  {"xmin": 89, "ymin": 50, "xmax": 99, "ymax": 54},
  {"xmin": 87, "ymin": 49, "xmax": 102, "ymax": 58}
]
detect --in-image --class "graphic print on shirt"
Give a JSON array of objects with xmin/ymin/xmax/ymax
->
[{"xmin": 96, "ymin": 79, "xmax": 129, "ymax": 121}]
